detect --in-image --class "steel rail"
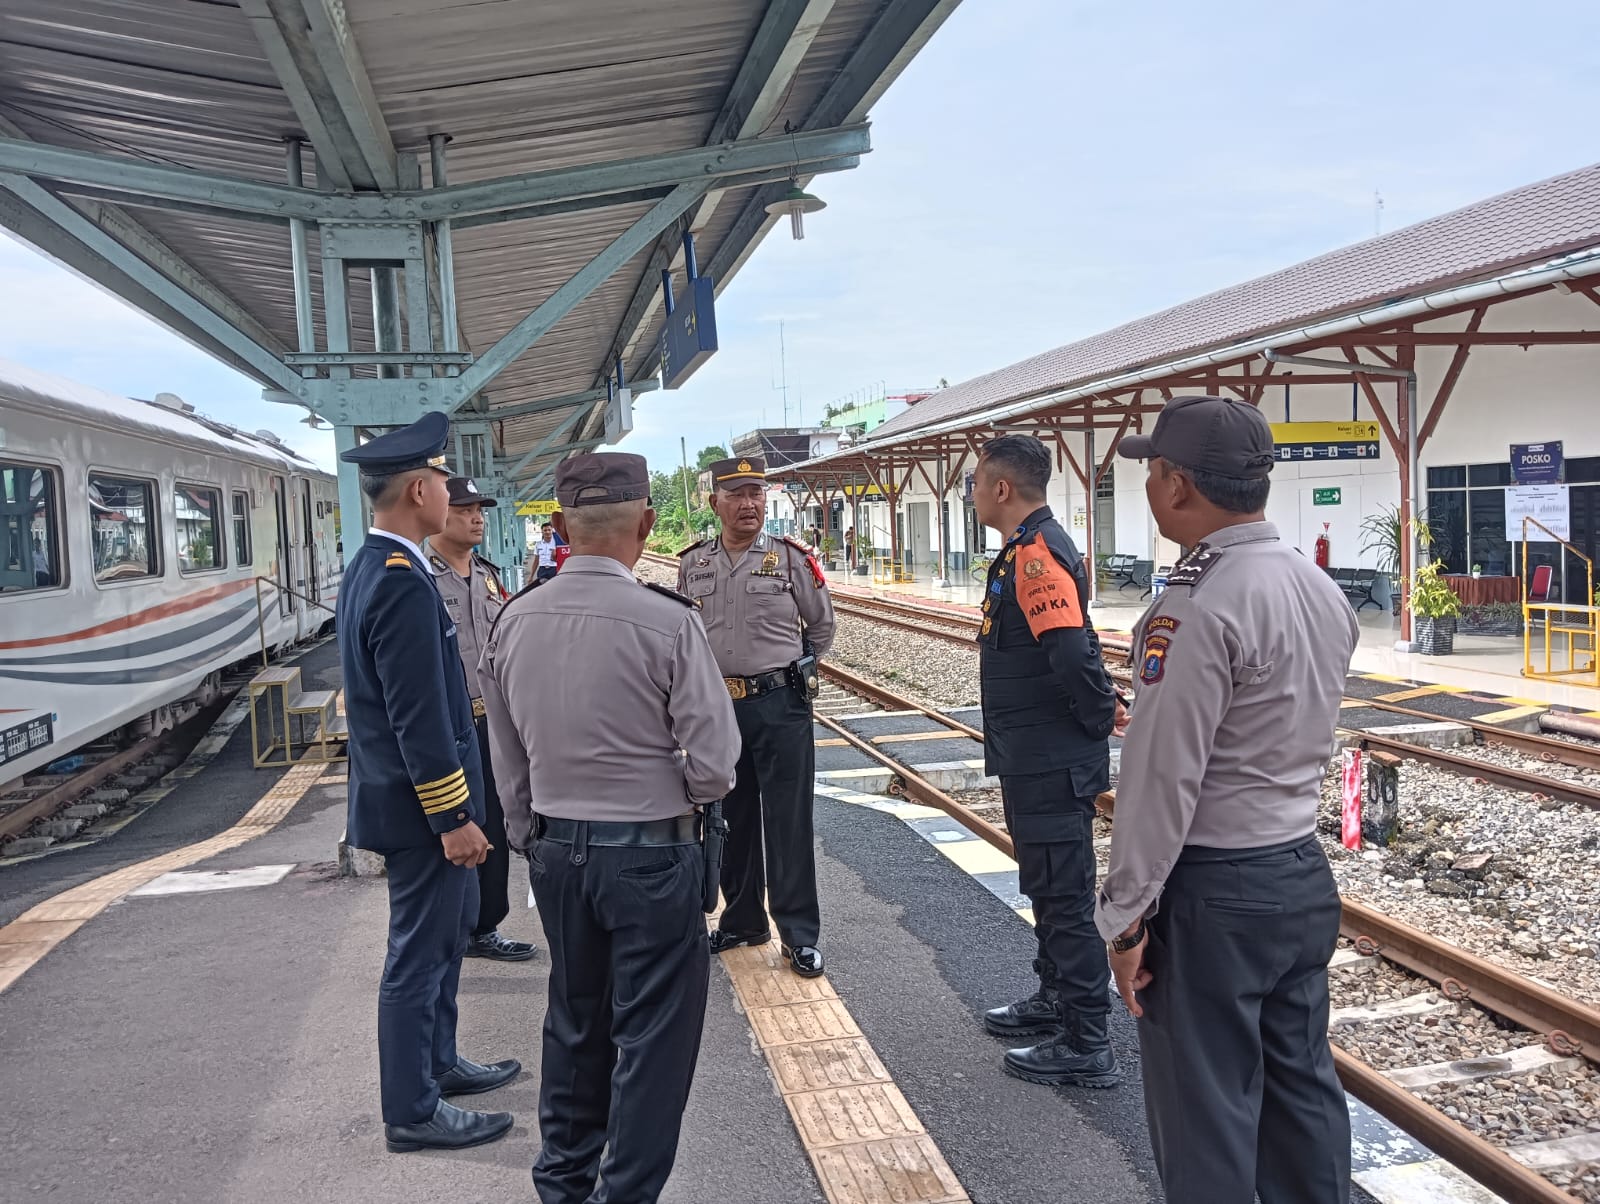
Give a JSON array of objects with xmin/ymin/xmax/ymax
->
[
  {"xmin": 0, "ymin": 735, "xmax": 161, "ymax": 843},
  {"xmin": 832, "ymin": 598, "xmax": 977, "ymax": 645},
  {"xmin": 1357, "ymin": 730, "xmax": 1600, "ymax": 810},
  {"xmin": 1346, "ymin": 696, "xmax": 1600, "ymax": 773},
  {"xmin": 812, "ymin": 666, "xmax": 1594, "ymax": 1203},
  {"xmin": 820, "ymin": 662, "xmax": 983, "ymax": 741}
]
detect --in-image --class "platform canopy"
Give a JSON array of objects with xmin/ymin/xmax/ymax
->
[{"xmin": 0, "ymin": 0, "xmax": 960, "ymax": 552}]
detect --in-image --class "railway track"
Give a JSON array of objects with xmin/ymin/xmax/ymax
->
[{"xmin": 816, "ymin": 667, "xmax": 1600, "ymax": 1203}]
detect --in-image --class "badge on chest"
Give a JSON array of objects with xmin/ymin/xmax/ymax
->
[{"xmin": 752, "ymin": 548, "xmax": 784, "ymax": 578}]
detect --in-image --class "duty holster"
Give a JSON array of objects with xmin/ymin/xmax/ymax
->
[
  {"xmin": 701, "ymin": 800, "xmax": 728, "ymax": 913},
  {"xmin": 788, "ymin": 653, "xmax": 820, "ymax": 701}
]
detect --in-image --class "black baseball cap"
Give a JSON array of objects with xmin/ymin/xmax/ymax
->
[
  {"xmin": 555, "ymin": 452, "xmax": 650, "ymax": 507},
  {"xmin": 1116, "ymin": 395, "xmax": 1275, "ymax": 480},
  {"xmin": 446, "ymin": 476, "xmax": 496, "ymax": 507}
]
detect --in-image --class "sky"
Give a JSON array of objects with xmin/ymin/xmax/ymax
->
[{"xmin": 3, "ymin": 0, "xmax": 1598, "ymax": 480}]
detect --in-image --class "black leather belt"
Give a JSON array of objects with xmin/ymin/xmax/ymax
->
[
  {"xmin": 723, "ymin": 668, "xmax": 788, "ymax": 701},
  {"xmin": 536, "ymin": 813, "xmax": 700, "ymax": 847}
]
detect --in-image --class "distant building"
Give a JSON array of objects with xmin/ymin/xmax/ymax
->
[
  {"xmin": 819, "ymin": 391, "xmax": 936, "ymax": 440},
  {"xmin": 730, "ymin": 427, "xmax": 842, "ymax": 468}
]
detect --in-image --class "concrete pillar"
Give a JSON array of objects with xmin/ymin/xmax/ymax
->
[{"xmin": 334, "ymin": 425, "xmax": 366, "ymax": 554}]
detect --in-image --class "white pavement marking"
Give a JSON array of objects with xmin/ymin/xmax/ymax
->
[{"xmin": 129, "ymin": 865, "xmax": 297, "ymax": 897}]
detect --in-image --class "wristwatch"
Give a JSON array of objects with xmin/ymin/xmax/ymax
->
[{"xmin": 1109, "ymin": 919, "xmax": 1146, "ymax": 954}]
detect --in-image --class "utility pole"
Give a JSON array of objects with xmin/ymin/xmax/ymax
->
[
  {"xmin": 680, "ymin": 436, "xmax": 693, "ymax": 540},
  {"xmin": 772, "ymin": 320, "xmax": 789, "ymax": 426}
]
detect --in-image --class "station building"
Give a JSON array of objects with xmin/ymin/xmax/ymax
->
[{"xmin": 778, "ymin": 162, "xmax": 1600, "ymax": 622}]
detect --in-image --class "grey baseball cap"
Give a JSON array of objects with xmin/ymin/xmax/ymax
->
[{"xmin": 1116, "ymin": 394, "xmax": 1276, "ymax": 480}]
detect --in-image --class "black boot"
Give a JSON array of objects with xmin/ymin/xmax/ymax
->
[
  {"xmin": 1002, "ymin": 1012, "xmax": 1120, "ymax": 1089},
  {"xmin": 982, "ymin": 971, "xmax": 1062, "ymax": 1038}
]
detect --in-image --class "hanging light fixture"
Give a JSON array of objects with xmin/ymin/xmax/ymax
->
[{"xmin": 766, "ymin": 179, "xmax": 826, "ymax": 241}]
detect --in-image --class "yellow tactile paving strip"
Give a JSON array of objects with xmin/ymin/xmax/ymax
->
[
  {"xmin": 0, "ymin": 759, "xmax": 329, "ymax": 997},
  {"xmin": 718, "ymin": 937, "xmax": 970, "ymax": 1204}
]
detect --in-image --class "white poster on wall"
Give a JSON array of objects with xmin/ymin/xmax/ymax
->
[{"xmin": 1504, "ymin": 484, "xmax": 1570, "ymax": 541}]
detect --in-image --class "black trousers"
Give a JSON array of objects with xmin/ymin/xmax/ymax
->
[
  {"xmin": 721, "ymin": 685, "xmax": 819, "ymax": 948},
  {"xmin": 999, "ymin": 771, "xmax": 1108, "ymax": 1017},
  {"xmin": 1139, "ymin": 836, "xmax": 1350, "ymax": 1204},
  {"xmin": 472, "ymin": 713, "xmax": 511, "ymax": 936},
  {"xmin": 378, "ymin": 843, "xmax": 477, "ymax": 1124},
  {"xmin": 529, "ymin": 836, "xmax": 709, "ymax": 1204}
]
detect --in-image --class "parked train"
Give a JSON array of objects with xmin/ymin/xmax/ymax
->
[{"xmin": 1, "ymin": 358, "xmax": 340, "ymax": 788}]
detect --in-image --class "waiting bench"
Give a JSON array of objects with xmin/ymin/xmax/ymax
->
[{"xmin": 1325, "ymin": 566, "xmax": 1383, "ymax": 612}]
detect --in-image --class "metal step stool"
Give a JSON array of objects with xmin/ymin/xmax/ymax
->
[{"xmin": 286, "ymin": 689, "xmax": 346, "ymax": 766}]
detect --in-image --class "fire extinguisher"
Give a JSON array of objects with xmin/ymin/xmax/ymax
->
[{"xmin": 1314, "ymin": 522, "xmax": 1331, "ymax": 569}]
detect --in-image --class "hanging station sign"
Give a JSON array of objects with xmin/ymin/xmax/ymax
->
[
  {"xmin": 659, "ymin": 276, "xmax": 719, "ymax": 389},
  {"xmin": 514, "ymin": 499, "xmax": 560, "ymax": 517},
  {"xmin": 1270, "ymin": 420, "xmax": 1381, "ymax": 463},
  {"xmin": 1510, "ymin": 441, "xmax": 1563, "ymax": 485}
]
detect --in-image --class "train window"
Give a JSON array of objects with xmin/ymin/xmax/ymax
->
[
  {"xmin": 1, "ymin": 461, "xmax": 63, "ymax": 593},
  {"xmin": 88, "ymin": 473, "xmax": 160, "ymax": 583},
  {"xmin": 232, "ymin": 490, "xmax": 252, "ymax": 566},
  {"xmin": 175, "ymin": 483, "xmax": 224, "ymax": 573}
]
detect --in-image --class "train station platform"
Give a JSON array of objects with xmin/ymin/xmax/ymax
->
[{"xmin": 0, "ymin": 640, "xmax": 1163, "ymax": 1204}]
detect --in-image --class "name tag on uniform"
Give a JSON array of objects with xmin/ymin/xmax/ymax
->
[{"xmin": 445, "ymin": 624, "xmax": 458, "ymax": 638}]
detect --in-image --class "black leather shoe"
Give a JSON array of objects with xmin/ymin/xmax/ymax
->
[
  {"xmin": 466, "ymin": 930, "xmax": 538, "ymax": 961},
  {"xmin": 436, "ymin": 1056, "xmax": 521, "ymax": 1096},
  {"xmin": 1002, "ymin": 1013, "xmax": 1120, "ymax": 1089},
  {"xmin": 708, "ymin": 928, "xmax": 770, "ymax": 954},
  {"xmin": 782, "ymin": 944, "xmax": 824, "ymax": 978},
  {"xmin": 385, "ymin": 1099, "xmax": 515, "ymax": 1153},
  {"xmin": 983, "ymin": 990, "xmax": 1062, "ymax": 1038}
]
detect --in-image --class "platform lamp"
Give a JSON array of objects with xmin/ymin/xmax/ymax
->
[{"xmin": 766, "ymin": 179, "xmax": 826, "ymax": 240}]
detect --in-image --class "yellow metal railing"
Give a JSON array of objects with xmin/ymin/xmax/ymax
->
[
  {"xmin": 870, "ymin": 554, "xmax": 916, "ymax": 585},
  {"xmin": 1520, "ymin": 518, "xmax": 1599, "ymax": 687},
  {"xmin": 254, "ymin": 575, "xmax": 338, "ymax": 668}
]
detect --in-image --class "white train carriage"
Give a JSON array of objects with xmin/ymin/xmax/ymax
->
[{"xmin": 0, "ymin": 358, "xmax": 339, "ymax": 786}]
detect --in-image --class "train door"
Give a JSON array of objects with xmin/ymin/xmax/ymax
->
[
  {"xmin": 300, "ymin": 477, "xmax": 320, "ymax": 605},
  {"xmin": 270, "ymin": 476, "xmax": 292, "ymax": 618}
]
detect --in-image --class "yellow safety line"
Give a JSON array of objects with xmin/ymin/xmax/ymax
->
[
  {"xmin": 0, "ymin": 760, "xmax": 329, "ymax": 996},
  {"xmin": 717, "ymin": 928, "xmax": 970, "ymax": 1203}
]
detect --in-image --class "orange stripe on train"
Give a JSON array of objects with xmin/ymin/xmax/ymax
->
[{"xmin": 0, "ymin": 578, "xmax": 258, "ymax": 651}]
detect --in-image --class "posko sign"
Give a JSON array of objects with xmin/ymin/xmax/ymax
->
[{"xmin": 1511, "ymin": 441, "xmax": 1563, "ymax": 485}]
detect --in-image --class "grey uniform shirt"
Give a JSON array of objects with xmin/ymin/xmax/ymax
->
[
  {"xmin": 676, "ymin": 531, "xmax": 837, "ymax": 677},
  {"xmin": 1094, "ymin": 521, "xmax": 1358, "ymax": 941},
  {"xmin": 427, "ymin": 549, "xmax": 504, "ymax": 701},
  {"xmin": 479, "ymin": 554, "xmax": 740, "ymax": 852}
]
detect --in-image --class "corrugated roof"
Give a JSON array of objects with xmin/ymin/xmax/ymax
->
[
  {"xmin": 0, "ymin": 0, "xmax": 955, "ymax": 476},
  {"xmin": 869, "ymin": 160, "xmax": 1600, "ymax": 444}
]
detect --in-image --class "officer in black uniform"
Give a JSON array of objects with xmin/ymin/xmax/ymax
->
[
  {"xmin": 337, "ymin": 412, "xmax": 520, "ymax": 1154},
  {"xmin": 971, "ymin": 434, "xmax": 1121, "ymax": 1087}
]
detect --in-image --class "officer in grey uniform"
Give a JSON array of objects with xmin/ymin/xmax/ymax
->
[
  {"xmin": 427, "ymin": 476, "xmax": 537, "ymax": 963},
  {"xmin": 677, "ymin": 455, "xmax": 836, "ymax": 978},
  {"xmin": 481, "ymin": 452, "xmax": 739, "ymax": 1204},
  {"xmin": 1095, "ymin": 395, "xmax": 1358, "ymax": 1204}
]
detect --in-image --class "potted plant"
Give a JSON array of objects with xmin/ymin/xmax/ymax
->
[
  {"xmin": 1471, "ymin": 563, "xmax": 1482, "ymax": 578},
  {"xmin": 819, "ymin": 536, "xmax": 839, "ymax": 570},
  {"xmin": 1410, "ymin": 559, "xmax": 1462, "ymax": 654},
  {"xmin": 1359, "ymin": 504, "xmax": 1435, "ymax": 616},
  {"xmin": 1460, "ymin": 601, "xmax": 1524, "ymax": 636}
]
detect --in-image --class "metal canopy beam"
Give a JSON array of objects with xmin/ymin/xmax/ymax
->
[
  {"xmin": 0, "ymin": 126, "xmax": 871, "ymax": 224},
  {"xmin": 502, "ymin": 407, "xmax": 589, "ymax": 482},
  {"xmin": 240, "ymin": 0, "xmax": 398, "ymax": 191},
  {"xmin": 0, "ymin": 173, "xmax": 301, "ymax": 393},
  {"xmin": 490, "ymin": 379, "xmax": 660, "ymax": 424}
]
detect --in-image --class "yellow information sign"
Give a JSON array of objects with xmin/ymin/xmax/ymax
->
[
  {"xmin": 1269, "ymin": 421, "xmax": 1381, "ymax": 444},
  {"xmin": 514, "ymin": 499, "xmax": 559, "ymax": 517}
]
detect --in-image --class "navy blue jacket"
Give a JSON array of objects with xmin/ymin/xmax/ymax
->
[
  {"xmin": 977, "ymin": 506, "xmax": 1117, "ymax": 781},
  {"xmin": 338, "ymin": 533, "xmax": 484, "ymax": 853}
]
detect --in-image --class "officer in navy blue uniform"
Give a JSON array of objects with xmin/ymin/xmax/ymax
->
[{"xmin": 337, "ymin": 411, "xmax": 520, "ymax": 1154}]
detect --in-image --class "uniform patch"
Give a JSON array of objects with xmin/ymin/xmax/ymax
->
[
  {"xmin": 761, "ymin": 549, "xmax": 780, "ymax": 573},
  {"xmin": 1140, "ymin": 634, "xmax": 1172, "ymax": 684},
  {"xmin": 641, "ymin": 580, "xmax": 695, "ymax": 607},
  {"xmin": 1015, "ymin": 532, "xmax": 1084, "ymax": 638},
  {"xmin": 1165, "ymin": 545, "xmax": 1223, "ymax": 588},
  {"xmin": 980, "ymin": 617, "xmax": 992, "ymax": 636},
  {"xmin": 1145, "ymin": 614, "xmax": 1181, "ymax": 635},
  {"xmin": 385, "ymin": 553, "xmax": 411, "ymax": 571}
]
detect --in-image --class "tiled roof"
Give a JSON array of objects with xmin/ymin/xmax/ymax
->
[{"xmin": 868, "ymin": 160, "xmax": 1600, "ymax": 443}]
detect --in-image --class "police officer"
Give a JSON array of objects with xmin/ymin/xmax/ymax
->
[
  {"xmin": 1097, "ymin": 395, "xmax": 1358, "ymax": 1203},
  {"xmin": 677, "ymin": 456, "xmax": 836, "ymax": 977},
  {"xmin": 481, "ymin": 453, "xmax": 739, "ymax": 1204},
  {"xmin": 427, "ymin": 476, "xmax": 538, "ymax": 963},
  {"xmin": 968, "ymin": 435, "xmax": 1121, "ymax": 1087},
  {"xmin": 336, "ymin": 412, "xmax": 520, "ymax": 1154}
]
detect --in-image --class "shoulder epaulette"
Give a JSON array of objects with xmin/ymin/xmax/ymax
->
[
  {"xmin": 677, "ymin": 538, "xmax": 709, "ymax": 558},
  {"xmin": 781, "ymin": 536, "xmax": 828, "ymax": 588},
  {"xmin": 1165, "ymin": 545, "xmax": 1223, "ymax": 589},
  {"xmin": 385, "ymin": 552, "xmax": 412, "ymax": 571},
  {"xmin": 641, "ymin": 580, "xmax": 695, "ymax": 606},
  {"xmin": 427, "ymin": 553, "xmax": 449, "ymax": 573},
  {"xmin": 780, "ymin": 535, "xmax": 811, "ymax": 553}
]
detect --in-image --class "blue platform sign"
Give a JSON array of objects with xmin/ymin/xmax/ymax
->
[
  {"xmin": 659, "ymin": 276, "xmax": 718, "ymax": 389},
  {"xmin": 1511, "ymin": 441, "xmax": 1563, "ymax": 484}
]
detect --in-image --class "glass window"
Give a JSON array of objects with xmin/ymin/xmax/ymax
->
[
  {"xmin": 1, "ymin": 461, "xmax": 63, "ymax": 593},
  {"xmin": 1469, "ymin": 486, "xmax": 1508, "ymax": 574},
  {"xmin": 1426, "ymin": 489, "xmax": 1468, "ymax": 574},
  {"xmin": 88, "ymin": 473, "xmax": 160, "ymax": 583},
  {"xmin": 1566, "ymin": 456, "xmax": 1600, "ymax": 485},
  {"xmin": 1427, "ymin": 465, "xmax": 1467, "ymax": 489},
  {"xmin": 231, "ymin": 490, "xmax": 252, "ymax": 566},
  {"xmin": 175, "ymin": 483, "xmax": 223, "ymax": 573},
  {"xmin": 1468, "ymin": 462, "xmax": 1511, "ymax": 488}
]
